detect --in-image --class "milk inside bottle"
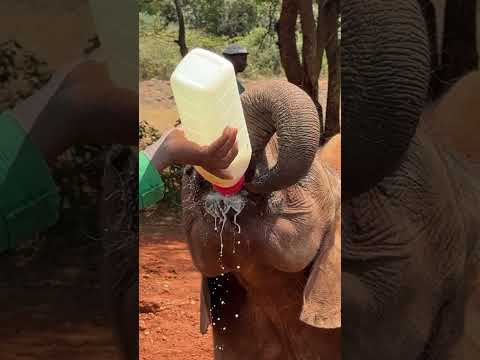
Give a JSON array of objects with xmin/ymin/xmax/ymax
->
[
  {"xmin": 170, "ymin": 48, "xmax": 252, "ymax": 195},
  {"xmin": 88, "ymin": 0, "xmax": 137, "ymax": 91}
]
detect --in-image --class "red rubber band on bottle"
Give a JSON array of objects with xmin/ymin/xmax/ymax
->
[{"xmin": 212, "ymin": 176, "xmax": 245, "ymax": 196}]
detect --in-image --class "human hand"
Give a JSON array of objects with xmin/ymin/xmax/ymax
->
[
  {"xmin": 199, "ymin": 126, "xmax": 239, "ymax": 177},
  {"xmin": 145, "ymin": 126, "xmax": 239, "ymax": 179}
]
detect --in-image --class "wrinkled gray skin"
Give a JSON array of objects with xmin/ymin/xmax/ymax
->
[
  {"xmin": 182, "ymin": 81, "xmax": 341, "ymax": 360},
  {"xmin": 343, "ymin": 0, "xmax": 480, "ymax": 359}
]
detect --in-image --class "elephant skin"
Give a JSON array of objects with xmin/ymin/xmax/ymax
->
[
  {"xmin": 343, "ymin": 1, "xmax": 480, "ymax": 359},
  {"xmin": 182, "ymin": 81, "xmax": 341, "ymax": 360}
]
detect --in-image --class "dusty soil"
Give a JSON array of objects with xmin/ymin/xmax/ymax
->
[
  {"xmin": 0, "ymin": 230, "xmax": 118, "ymax": 360},
  {"xmin": 139, "ymin": 215, "xmax": 213, "ymax": 360},
  {"xmin": 139, "ymin": 205, "xmax": 214, "ymax": 360}
]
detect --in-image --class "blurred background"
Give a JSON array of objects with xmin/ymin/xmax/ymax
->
[
  {"xmin": 137, "ymin": 1, "xmax": 340, "ymax": 359},
  {"xmin": 0, "ymin": 1, "xmax": 119, "ymax": 359}
]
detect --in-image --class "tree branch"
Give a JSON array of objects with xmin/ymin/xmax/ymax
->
[{"xmin": 173, "ymin": 0, "xmax": 188, "ymax": 57}]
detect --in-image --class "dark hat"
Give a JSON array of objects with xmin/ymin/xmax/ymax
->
[{"xmin": 223, "ymin": 44, "xmax": 248, "ymax": 55}]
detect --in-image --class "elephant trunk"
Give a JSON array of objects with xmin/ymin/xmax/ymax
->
[
  {"xmin": 241, "ymin": 81, "xmax": 320, "ymax": 194},
  {"xmin": 342, "ymin": 0, "xmax": 430, "ymax": 198}
]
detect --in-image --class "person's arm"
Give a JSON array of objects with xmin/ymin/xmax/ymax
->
[
  {"xmin": 138, "ymin": 126, "xmax": 238, "ymax": 210},
  {"xmin": 138, "ymin": 150, "xmax": 166, "ymax": 210},
  {"xmin": 0, "ymin": 110, "xmax": 61, "ymax": 252}
]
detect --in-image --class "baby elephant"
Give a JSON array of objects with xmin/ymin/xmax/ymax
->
[{"xmin": 182, "ymin": 81, "xmax": 341, "ymax": 360}]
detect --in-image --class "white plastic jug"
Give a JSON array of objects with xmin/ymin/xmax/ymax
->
[
  {"xmin": 88, "ymin": 0, "xmax": 137, "ymax": 91},
  {"xmin": 170, "ymin": 48, "xmax": 252, "ymax": 195}
]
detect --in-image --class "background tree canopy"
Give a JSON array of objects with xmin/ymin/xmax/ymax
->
[
  {"xmin": 139, "ymin": 0, "xmax": 289, "ymax": 80},
  {"xmin": 139, "ymin": 0, "xmax": 275, "ymax": 37}
]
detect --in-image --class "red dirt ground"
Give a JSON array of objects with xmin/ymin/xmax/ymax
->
[{"xmin": 139, "ymin": 220, "xmax": 213, "ymax": 360}]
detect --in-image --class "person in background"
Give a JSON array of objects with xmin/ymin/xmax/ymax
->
[{"xmin": 222, "ymin": 44, "xmax": 249, "ymax": 94}]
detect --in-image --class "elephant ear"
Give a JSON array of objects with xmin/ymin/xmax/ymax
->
[
  {"xmin": 199, "ymin": 276, "xmax": 211, "ymax": 334},
  {"xmin": 319, "ymin": 134, "xmax": 341, "ymax": 174},
  {"xmin": 300, "ymin": 206, "xmax": 341, "ymax": 329},
  {"xmin": 423, "ymin": 71, "xmax": 480, "ymax": 162}
]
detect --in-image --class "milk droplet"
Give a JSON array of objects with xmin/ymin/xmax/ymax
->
[
  {"xmin": 204, "ymin": 192, "xmax": 246, "ymax": 258},
  {"xmin": 222, "ymin": 327, "xmax": 227, "ymax": 331},
  {"xmin": 221, "ymin": 300, "xmax": 225, "ymax": 305},
  {"xmin": 217, "ymin": 317, "xmax": 220, "ymax": 321},
  {"xmin": 213, "ymin": 322, "xmax": 216, "ymax": 326},
  {"xmin": 235, "ymin": 314, "xmax": 239, "ymax": 318},
  {"xmin": 236, "ymin": 265, "xmax": 241, "ymax": 270}
]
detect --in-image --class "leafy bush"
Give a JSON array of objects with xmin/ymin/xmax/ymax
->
[
  {"xmin": 193, "ymin": 0, "xmax": 258, "ymax": 37},
  {"xmin": 140, "ymin": 12, "xmax": 284, "ymax": 81},
  {"xmin": 140, "ymin": 0, "xmax": 260, "ymax": 37}
]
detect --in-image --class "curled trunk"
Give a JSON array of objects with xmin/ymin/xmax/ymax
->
[
  {"xmin": 341, "ymin": 0, "xmax": 430, "ymax": 199},
  {"xmin": 241, "ymin": 81, "xmax": 320, "ymax": 194}
]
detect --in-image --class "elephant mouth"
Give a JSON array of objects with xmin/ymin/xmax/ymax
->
[{"xmin": 188, "ymin": 171, "xmax": 266, "ymax": 221}]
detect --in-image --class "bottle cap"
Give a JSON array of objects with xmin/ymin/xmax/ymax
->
[{"xmin": 213, "ymin": 176, "xmax": 245, "ymax": 196}]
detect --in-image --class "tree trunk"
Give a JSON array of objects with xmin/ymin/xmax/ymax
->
[
  {"xmin": 299, "ymin": 0, "xmax": 319, "ymax": 101},
  {"xmin": 426, "ymin": 0, "xmax": 478, "ymax": 101},
  {"xmin": 276, "ymin": 0, "xmax": 341, "ymax": 142},
  {"xmin": 323, "ymin": 0, "xmax": 340, "ymax": 139},
  {"xmin": 276, "ymin": 0, "xmax": 303, "ymax": 86},
  {"xmin": 173, "ymin": 0, "xmax": 188, "ymax": 57}
]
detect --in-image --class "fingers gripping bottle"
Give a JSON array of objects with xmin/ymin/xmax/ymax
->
[{"xmin": 170, "ymin": 48, "xmax": 252, "ymax": 195}]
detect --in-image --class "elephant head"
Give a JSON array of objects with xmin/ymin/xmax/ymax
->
[{"xmin": 181, "ymin": 80, "xmax": 341, "ymax": 340}]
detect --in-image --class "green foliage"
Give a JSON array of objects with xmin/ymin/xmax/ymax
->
[
  {"xmin": 138, "ymin": 1, "xmax": 334, "ymax": 81},
  {"xmin": 140, "ymin": 12, "xmax": 284, "ymax": 80},
  {"xmin": 191, "ymin": 0, "xmax": 258, "ymax": 37},
  {"xmin": 140, "ymin": 0, "xmax": 272, "ymax": 37},
  {"xmin": 140, "ymin": 23, "xmax": 228, "ymax": 80},
  {"xmin": 160, "ymin": 164, "xmax": 184, "ymax": 207}
]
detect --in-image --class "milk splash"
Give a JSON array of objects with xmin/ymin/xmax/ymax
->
[{"xmin": 204, "ymin": 191, "xmax": 247, "ymax": 257}]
